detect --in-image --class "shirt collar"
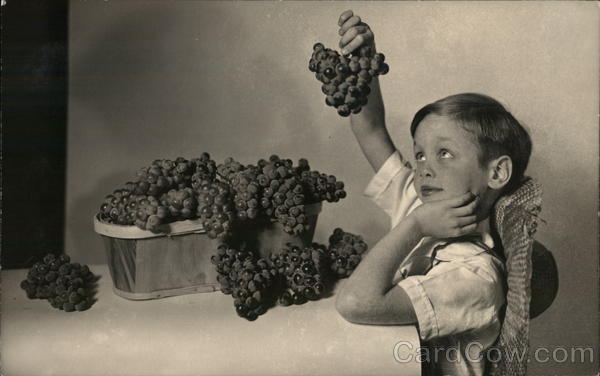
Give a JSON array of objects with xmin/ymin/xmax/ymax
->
[{"xmin": 433, "ymin": 230, "xmax": 496, "ymax": 262}]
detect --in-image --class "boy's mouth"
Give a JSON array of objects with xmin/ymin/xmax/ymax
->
[{"xmin": 420, "ymin": 185, "xmax": 443, "ymax": 197}]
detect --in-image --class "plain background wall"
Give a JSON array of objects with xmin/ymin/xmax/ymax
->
[{"xmin": 68, "ymin": 2, "xmax": 598, "ymax": 374}]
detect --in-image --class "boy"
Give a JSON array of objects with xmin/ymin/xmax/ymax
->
[{"xmin": 333, "ymin": 10, "xmax": 532, "ymax": 375}]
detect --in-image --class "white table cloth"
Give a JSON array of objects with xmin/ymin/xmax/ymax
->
[{"xmin": 1, "ymin": 264, "xmax": 420, "ymax": 376}]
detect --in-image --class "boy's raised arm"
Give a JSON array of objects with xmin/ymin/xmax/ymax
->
[{"xmin": 338, "ymin": 10, "xmax": 399, "ymax": 172}]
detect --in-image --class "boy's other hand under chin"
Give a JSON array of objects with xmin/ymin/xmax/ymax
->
[{"xmin": 409, "ymin": 191, "xmax": 479, "ymax": 239}]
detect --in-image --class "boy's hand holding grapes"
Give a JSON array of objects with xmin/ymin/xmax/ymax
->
[
  {"xmin": 338, "ymin": 10, "xmax": 375, "ymax": 56},
  {"xmin": 336, "ymin": 10, "xmax": 396, "ymax": 173}
]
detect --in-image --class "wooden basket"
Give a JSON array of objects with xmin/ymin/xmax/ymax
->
[{"xmin": 93, "ymin": 203, "xmax": 321, "ymax": 300}]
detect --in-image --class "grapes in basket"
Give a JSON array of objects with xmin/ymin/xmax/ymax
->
[
  {"xmin": 309, "ymin": 43, "xmax": 389, "ymax": 117},
  {"xmin": 97, "ymin": 153, "xmax": 347, "ymax": 239}
]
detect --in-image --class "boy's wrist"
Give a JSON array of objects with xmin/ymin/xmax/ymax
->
[
  {"xmin": 350, "ymin": 116, "xmax": 383, "ymax": 135},
  {"xmin": 404, "ymin": 213, "xmax": 425, "ymax": 239}
]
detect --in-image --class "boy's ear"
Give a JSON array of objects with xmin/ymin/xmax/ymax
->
[{"xmin": 487, "ymin": 155, "xmax": 512, "ymax": 190}]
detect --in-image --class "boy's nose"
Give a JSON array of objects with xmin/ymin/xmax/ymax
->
[{"xmin": 418, "ymin": 165, "xmax": 435, "ymax": 178}]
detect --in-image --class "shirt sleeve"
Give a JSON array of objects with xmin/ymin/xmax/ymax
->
[
  {"xmin": 363, "ymin": 151, "xmax": 421, "ymax": 228},
  {"xmin": 397, "ymin": 255, "xmax": 505, "ymax": 341}
]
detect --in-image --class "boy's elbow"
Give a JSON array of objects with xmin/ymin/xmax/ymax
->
[
  {"xmin": 336, "ymin": 291, "xmax": 368, "ymax": 323},
  {"xmin": 336, "ymin": 287, "xmax": 418, "ymax": 325}
]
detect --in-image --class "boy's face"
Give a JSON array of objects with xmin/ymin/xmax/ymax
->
[{"xmin": 413, "ymin": 115, "xmax": 490, "ymax": 205}]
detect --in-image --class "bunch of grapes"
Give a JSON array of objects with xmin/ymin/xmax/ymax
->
[
  {"xmin": 271, "ymin": 177, "xmax": 310, "ymax": 235},
  {"xmin": 212, "ymin": 243, "xmax": 255, "ymax": 294},
  {"xmin": 161, "ymin": 188, "xmax": 197, "ymax": 220},
  {"xmin": 98, "ymin": 188, "xmax": 159, "ymax": 228},
  {"xmin": 99, "ymin": 189, "xmax": 174, "ymax": 230},
  {"xmin": 256, "ymin": 155, "xmax": 296, "ymax": 217},
  {"xmin": 229, "ymin": 166, "xmax": 262, "ymax": 221},
  {"xmin": 272, "ymin": 243, "xmax": 329, "ymax": 306},
  {"xmin": 99, "ymin": 155, "xmax": 222, "ymax": 233},
  {"xmin": 299, "ymin": 170, "xmax": 346, "ymax": 203},
  {"xmin": 210, "ymin": 227, "xmax": 368, "ymax": 321},
  {"xmin": 20, "ymin": 253, "xmax": 96, "ymax": 312},
  {"xmin": 134, "ymin": 160, "xmax": 177, "ymax": 197},
  {"xmin": 99, "ymin": 154, "xmax": 346, "ymax": 238},
  {"xmin": 309, "ymin": 43, "xmax": 389, "ymax": 117},
  {"xmin": 212, "ymin": 244, "xmax": 279, "ymax": 321},
  {"xmin": 168, "ymin": 158, "xmax": 193, "ymax": 189},
  {"xmin": 216, "ymin": 157, "xmax": 246, "ymax": 182},
  {"xmin": 294, "ymin": 157, "xmax": 311, "ymax": 176},
  {"xmin": 223, "ymin": 155, "xmax": 314, "ymax": 235},
  {"xmin": 254, "ymin": 155, "xmax": 348, "ymax": 235},
  {"xmin": 132, "ymin": 156, "xmax": 216, "ymax": 195},
  {"xmin": 231, "ymin": 256, "xmax": 279, "ymax": 321},
  {"xmin": 327, "ymin": 228, "xmax": 368, "ymax": 278},
  {"xmin": 190, "ymin": 153, "xmax": 218, "ymax": 191},
  {"xmin": 255, "ymin": 156, "xmax": 308, "ymax": 233},
  {"xmin": 121, "ymin": 190, "xmax": 190, "ymax": 232},
  {"xmin": 99, "ymin": 189, "xmax": 135, "ymax": 225},
  {"xmin": 216, "ymin": 157, "xmax": 265, "ymax": 223},
  {"xmin": 196, "ymin": 181, "xmax": 236, "ymax": 239},
  {"xmin": 133, "ymin": 195, "xmax": 163, "ymax": 231}
]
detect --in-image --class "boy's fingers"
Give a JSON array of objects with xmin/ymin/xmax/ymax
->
[
  {"xmin": 339, "ymin": 15, "xmax": 361, "ymax": 36},
  {"xmin": 341, "ymin": 30, "xmax": 373, "ymax": 55},
  {"xmin": 339, "ymin": 25, "xmax": 369, "ymax": 49},
  {"xmin": 458, "ymin": 223, "xmax": 478, "ymax": 235},
  {"xmin": 338, "ymin": 10, "xmax": 354, "ymax": 27},
  {"xmin": 453, "ymin": 197, "xmax": 479, "ymax": 216},
  {"xmin": 456, "ymin": 215, "xmax": 477, "ymax": 227},
  {"xmin": 449, "ymin": 192, "xmax": 477, "ymax": 208}
]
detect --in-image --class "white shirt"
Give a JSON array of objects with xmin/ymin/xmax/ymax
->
[{"xmin": 364, "ymin": 151, "xmax": 506, "ymax": 376}]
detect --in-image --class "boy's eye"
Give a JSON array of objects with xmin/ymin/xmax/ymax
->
[
  {"xmin": 415, "ymin": 152, "xmax": 425, "ymax": 161},
  {"xmin": 439, "ymin": 149, "xmax": 453, "ymax": 159}
]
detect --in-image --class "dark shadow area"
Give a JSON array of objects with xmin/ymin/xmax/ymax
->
[
  {"xmin": 85, "ymin": 273, "xmax": 102, "ymax": 309},
  {"xmin": 2, "ymin": 0, "xmax": 69, "ymax": 269},
  {"xmin": 530, "ymin": 241, "xmax": 558, "ymax": 319}
]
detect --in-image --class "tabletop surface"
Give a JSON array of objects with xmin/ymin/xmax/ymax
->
[{"xmin": 1, "ymin": 264, "xmax": 420, "ymax": 376}]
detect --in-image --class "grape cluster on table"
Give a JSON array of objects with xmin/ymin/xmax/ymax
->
[
  {"xmin": 309, "ymin": 43, "xmax": 389, "ymax": 117},
  {"xmin": 273, "ymin": 243, "xmax": 329, "ymax": 306},
  {"xmin": 213, "ymin": 228, "xmax": 368, "ymax": 321},
  {"xmin": 20, "ymin": 253, "xmax": 97, "ymax": 312},
  {"xmin": 328, "ymin": 228, "xmax": 368, "ymax": 278},
  {"xmin": 211, "ymin": 243, "xmax": 280, "ymax": 321},
  {"xmin": 98, "ymin": 154, "xmax": 346, "ymax": 239}
]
